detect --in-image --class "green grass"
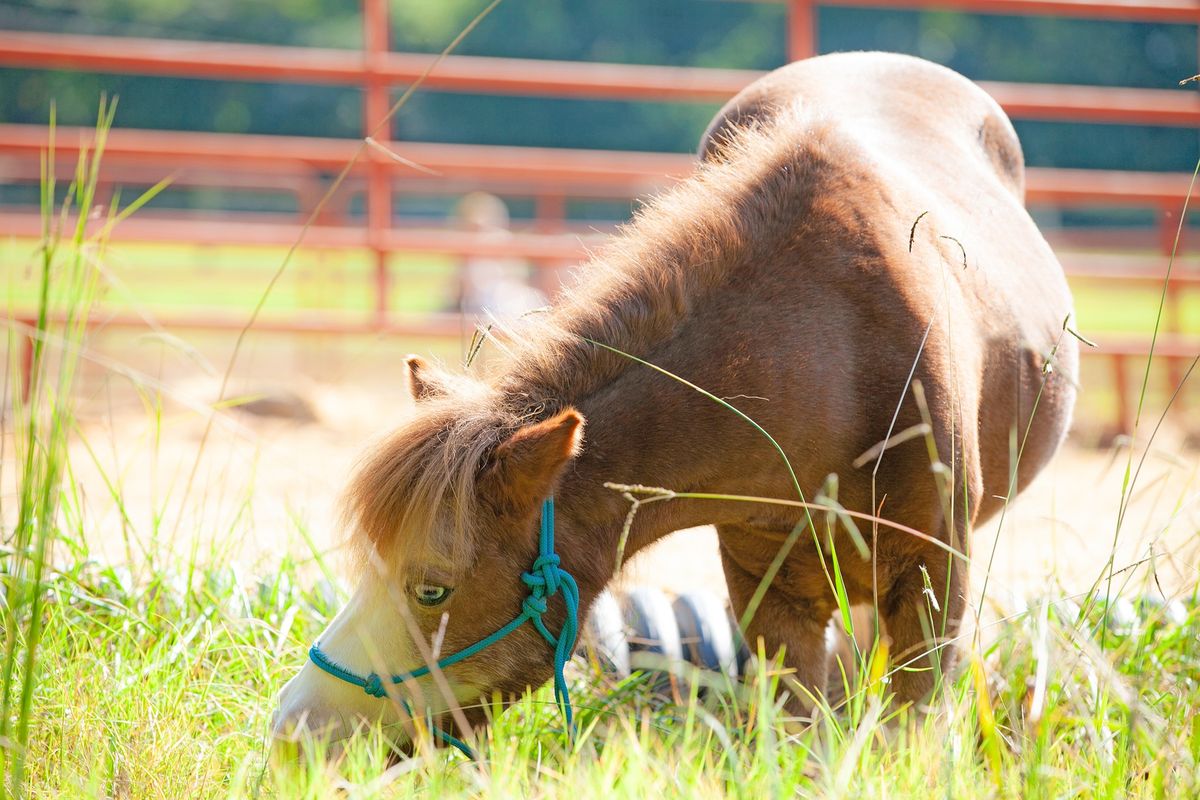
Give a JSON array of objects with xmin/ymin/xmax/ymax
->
[
  {"xmin": 1072, "ymin": 282, "xmax": 1200, "ymax": 337},
  {"xmin": 1, "ymin": 238, "xmax": 461, "ymax": 319},
  {"xmin": 4, "ymin": 238, "xmax": 1199, "ymax": 337},
  {"xmin": 16, "ymin": 553, "xmax": 1200, "ymax": 798}
]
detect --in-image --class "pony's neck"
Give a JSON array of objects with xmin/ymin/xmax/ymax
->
[
  {"xmin": 490, "ymin": 116, "xmax": 808, "ymax": 416},
  {"xmin": 528, "ymin": 350, "xmax": 745, "ymax": 608}
]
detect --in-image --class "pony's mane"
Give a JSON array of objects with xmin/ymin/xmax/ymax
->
[
  {"xmin": 344, "ymin": 104, "xmax": 844, "ymax": 567},
  {"xmin": 493, "ymin": 102, "xmax": 840, "ymax": 405}
]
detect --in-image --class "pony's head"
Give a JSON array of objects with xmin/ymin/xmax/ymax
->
[{"xmin": 272, "ymin": 356, "xmax": 586, "ymax": 752}]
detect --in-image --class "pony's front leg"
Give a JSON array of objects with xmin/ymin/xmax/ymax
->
[
  {"xmin": 878, "ymin": 549, "xmax": 966, "ymax": 706},
  {"xmin": 717, "ymin": 527, "xmax": 835, "ymax": 720}
]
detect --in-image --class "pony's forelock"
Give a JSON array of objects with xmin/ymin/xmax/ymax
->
[{"xmin": 341, "ymin": 386, "xmax": 516, "ymax": 574}]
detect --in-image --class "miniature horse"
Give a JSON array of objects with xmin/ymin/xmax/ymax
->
[{"xmin": 273, "ymin": 51, "xmax": 1077, "ymax": 748}]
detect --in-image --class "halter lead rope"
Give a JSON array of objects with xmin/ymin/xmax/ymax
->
[{"xmin": 307, "ymin": 496, "xmax": 579, "ymax": 759}]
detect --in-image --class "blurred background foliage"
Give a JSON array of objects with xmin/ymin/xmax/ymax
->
[{"xmin": 0, "ymin": 0, "xmax": 1197, "ymax": 172}]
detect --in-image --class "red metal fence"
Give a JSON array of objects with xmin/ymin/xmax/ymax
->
[{"xmin": 2, "ymin": 0, "xmax": 1199, "ymax": 433}]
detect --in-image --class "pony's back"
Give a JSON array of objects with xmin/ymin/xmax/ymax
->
[{"xmin": 700, "ymin": 51, "xmax": 1025, "ymax": 199}]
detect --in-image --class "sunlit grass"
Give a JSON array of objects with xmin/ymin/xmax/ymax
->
[
  {"xmin": 1072, "ymin": 282, "xmax": 1200, "ymax": 336},
  {"xmin": 3, "ymin": 237, "xmax": 1198, "ymax": 337},
  {"xmin": 1, "ymin": 238, "xmax": 459, "ymax": 318},
  {"xmin": 13, "ymin": 553, "xmax": 1200, "ymax": 798}
]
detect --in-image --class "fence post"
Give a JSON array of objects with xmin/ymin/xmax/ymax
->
[
  {"xmin": 533, "ymin": 192, "xmax": 566, "ymax": 299},
  {"xmin": 363, "ymin": 0, "xmax": 392, "ymax": 329},
  {"xmin": 1111, "ymin": 353, "xmax": 1132, "ymax": 438},
  {"xmin": 788, "ymin": 0, "xmax": 816, "ymax": 62}
]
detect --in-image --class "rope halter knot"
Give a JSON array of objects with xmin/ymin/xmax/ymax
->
[
  {"xmin": 521, "ymin": 594, "xmax": 548, "ymax": 617},
  {"xmin": 363, "ymin": 673, "xmax": 386, "ymax": 698},
  {"xmin": 523, "ymin": 552, "xmax": 563, "ymax": 594},
  {"xmin": 306, "ymin": 496, "xmax": 579, "ymax": 758}
]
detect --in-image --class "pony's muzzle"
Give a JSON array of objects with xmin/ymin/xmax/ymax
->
[
  {"xmin": 271, "ymin": 664, "xmax": 374, "ymax": 758},
  {"xmin": 272, "ymin": 662, "xmax": 433, "ymax": 763},
  {"xmin": 270, "ymin": 700, "xmax": 355, "ymax": 757}
]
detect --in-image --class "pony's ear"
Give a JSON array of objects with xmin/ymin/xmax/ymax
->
[
  {"xmin": 405, "ymin": 355, "xmax": 450, "ymax": 402},
  {"xmin": 480, "ymin": 409, "xmax": 585, "ymax": 516}
]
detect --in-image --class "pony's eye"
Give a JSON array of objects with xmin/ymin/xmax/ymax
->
[{"xmin": 413, "ymin": 584, "xmax": 452, "ymax": 607}]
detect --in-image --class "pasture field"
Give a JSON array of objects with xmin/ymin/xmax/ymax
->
[
  {"xmin": 5, "ymin": 236, "xmax": 1200, "ymax": 437},
  {"xmin": 3, "ymin": 136, "xmax": 1200, "ymax": 799},
  {"xmin": 4, "ymin": 237, "xmax": 1200, "ymax": 334}
]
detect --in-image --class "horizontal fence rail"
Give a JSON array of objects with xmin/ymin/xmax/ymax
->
[
  {"xmin": 810, "ymin": 0, "xmax": 1200, "ymax": 22},
  {"xmin": 3, "ymin": 31, "xmax": 1200, "ymax": 126},
  {"xmin": 3, "ymin": 125, "xmax": 1199, "ymax": 206}
]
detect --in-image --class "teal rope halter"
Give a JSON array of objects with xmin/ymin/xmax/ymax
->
[{"xmin": 308, "ymin": 497, "xmax": 579, "ymax": 759}]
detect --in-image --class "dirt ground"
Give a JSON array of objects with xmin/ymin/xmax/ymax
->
[{"xmin": 51, "ymin": 354, "xmax": 1200, "ymax": 622}]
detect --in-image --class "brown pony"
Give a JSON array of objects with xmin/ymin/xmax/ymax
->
[{"xmin": 273, "ymin": 51, "xmax": 1077, "ymax": 748}]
